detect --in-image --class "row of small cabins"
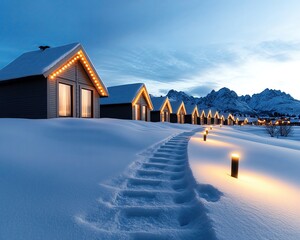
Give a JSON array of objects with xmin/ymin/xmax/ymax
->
[{"xmin": 0, "ymin": 43, "xmax": 246, "ymax": 125}]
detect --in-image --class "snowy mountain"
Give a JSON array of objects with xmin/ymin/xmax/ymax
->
[
  {"xmin": 243, "ymin": 88, "xmax": 300, "ymax": 116},
  {"xmin": 166, "ymin": 88, "xmax": 300, "ymax": 116}
]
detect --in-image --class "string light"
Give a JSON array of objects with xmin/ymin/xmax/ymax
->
[{"xmin": 49, "ymin": 50, "xmax": 106, "ymax": 96}]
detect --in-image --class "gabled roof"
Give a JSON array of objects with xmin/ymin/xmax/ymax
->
[
  {"xmin": 151, "ymin": 96, "xmax": 172, "ymax": 112},
  {"xmin": 170, "ymin": 101, "xmax": 186, "ymax": 115},
  {"xmin": 101, "ymin": 83, "xmax": 153, "ymax": 109},
  {"xmin": 0, "ymin": 43, "xmax": 108, "ymax": 96},
  {"xmin": 185, "ymin": 104, "xmax": 199, "ymax": 116},
  {"xmin": 220, "ymin": 112, "xmax": 235, "ymax": 120},
  {"xmin": 199, "ymin": 109, "xmax": 206, "ymax": 118}
]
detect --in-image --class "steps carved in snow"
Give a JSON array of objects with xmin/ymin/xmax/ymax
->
[{"xmin": 76, "ymin": 130, "xmax": 217, "ymax": 240}]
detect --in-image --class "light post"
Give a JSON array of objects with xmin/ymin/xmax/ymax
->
[{"xmin": 231, "ymin": 154, "xmax": 239, "ymax": 178}]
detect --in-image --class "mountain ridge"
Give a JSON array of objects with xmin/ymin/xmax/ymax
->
[{"xmin": 166, "ymin": 88, "xmax": 300, "ymax": 116}]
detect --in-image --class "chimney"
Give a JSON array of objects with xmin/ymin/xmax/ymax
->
[{"xmin": 39, "ymin": 46, "xmax": 50, "ymax": 51}]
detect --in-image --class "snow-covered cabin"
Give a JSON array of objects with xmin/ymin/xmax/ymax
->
[
  {"xmin": 170, "ymin": 101, "xmax": 186, "ymax": 124},
  {"xmin": 185, "ymin": 104, "xmax": 199, "ymax": 125},
  {"xmin": 199, "ymin": 109, "xmax": 206, "ymax": 125},
  {"xmin": 221, "ymin": 112, "xmax": 235, "ymax": 125},
  {"xmin": 211, "ymin": 109, "xmax": 220, "ymax": 125},
  {"xmin": 0, "ymin": 43, "xmax": 108, "ymax": 118},
  {"xmin": 100, "ymin": 83, "xmax": 153, "ymax": 121},
  {"xmin": 150, "ymin": 96, "xmax": 172, "ymax": 122},
  {"xmin": 204, "ymin": 109, "xmax": 213, "ymax": 125}
]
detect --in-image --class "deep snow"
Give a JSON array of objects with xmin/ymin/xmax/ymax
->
[
  {"xmin": 0, "ymin": 118, "xmax": 197, "ymax": 239},
  {"xmin": 189, "ymin": 125, "xmax": 300, "ymax": 240},
  {"xmin": 1, "ymin": 119, "xmax": 299, "ymax": 239}
]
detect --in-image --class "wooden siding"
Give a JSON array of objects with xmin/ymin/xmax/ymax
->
[
  {"xmin": 47, "ymin": 61, "xmax": 100, "ymax": 118},
  {"xmin": 100, "ymin": 104, "xmax": 132, "ymax": 119},
  {"xmin": 0, "ymin": 76, "xmax": 47, "ymax": 118},
  {"xmin": 132, "ymin": 93, "xmax": 151, "ymax": 121}
]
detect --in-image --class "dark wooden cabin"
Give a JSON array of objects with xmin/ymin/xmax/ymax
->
[
  {"xmin": 170, "ymin": 101, "xmax": 186, "ymax": 124},
  {"xmin": 199, "ymin": 110, "xmax": 206, "ymax": 125},
  {"xmin": 185, "ymin": 104, "xmax": 199, "ymax": 124},
  {"xmin": 0, "ymin": 43, "xmax": 108, "ymax": 118},
  {"xmin": 150, "ymin": 96, "xmax": 172, "ymax": 122},
  {"xmin": 100, "ymin": 83, "xmax": 153, "ymax": 121}
]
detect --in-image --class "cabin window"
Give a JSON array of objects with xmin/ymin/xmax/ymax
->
[
  {"xmin": 161, "ymin": 112, "xmax": 165, "ymax": 122},
  {"xmin": 164, "ymin": 111, "xmax": 169, "ymax": 122},
  {"xmin": 81, "ymin": 88, "xmax": 93, "ymax": 118},
  {"xmin": 141, "ymin": 106, "xmax": 147, "ymax": 121},
  {"xmin": 181, "ymin": 114, "xmax": 184, "ymax": 124},
  {"xmin": 59, "ymin": 83, "xmax": 72, "ymax": 117},
  {"xmin": 135, "ymin": 104, "xmax": 141, "ymax": 120}
]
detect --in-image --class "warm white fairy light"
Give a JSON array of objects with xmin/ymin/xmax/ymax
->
[{"xmin": 49, "ymin": 50, "xmax": 106, "ymax": 96}]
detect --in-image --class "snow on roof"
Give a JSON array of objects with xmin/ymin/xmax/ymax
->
[
  {"xmin": 185, "ymin": 104, "xmax": 198, "ymax": 115},
  {"xmin": 151, "ymin": 96, "xmax": 167, "ymax": 111},
  {"xmin": 170, "ymin": 100, "xmax": 185, "ymax": 114},
  {"xmin": 0, "ymin": 43, "xmax": 80, "ymax": 81},
  {"xmin": 101, "ymin": 83, "xmax": 145, "ymax": 105}
]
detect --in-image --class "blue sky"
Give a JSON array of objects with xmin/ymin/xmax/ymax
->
[{"xmin": 1, "ymin": 0, "xmax": 300, "ymax": 99}]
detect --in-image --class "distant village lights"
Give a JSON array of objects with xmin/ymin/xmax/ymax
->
[{"xmin": 49, "ymin": 50, "xmax": 106, "ymax": 96}]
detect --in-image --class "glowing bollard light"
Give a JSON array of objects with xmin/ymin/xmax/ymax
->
[
  {"xmin": 210, "ymin": 126, "xmax": 213, "ymax": 130},
  {"xmin": 220, "ymin": 124, "xmax": 222, "ymax": 127},
  {"xmin": 203, "ymin": 132, "xmax": 207, "ymax": 141},
  {"xmin": 205, "ymin": 128, "xmax": 209, "ymax": 135},
  {"xmin": 231, "ymin": 154, "xmax": 240, "ymax": 178}
]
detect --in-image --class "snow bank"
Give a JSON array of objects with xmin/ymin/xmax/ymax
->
[
  {"xmin": 189, "ymin": 126, "xmax": 300, "ymax": 240},
  {"xmin": 0, "ymin": 118, "xmax": 196, "ymax": 239}
]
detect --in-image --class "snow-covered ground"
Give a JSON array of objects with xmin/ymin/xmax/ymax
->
[
  {"xmin": 1, "ymin": 119, "xmax": 299, "ymax": 239},
  {"xmin": 0, "ymin": 118, "xmax": 197, "ymax": 239},
  {"xmin": 189, "ymin": 125, "xmax": 300, "ymax": 240}
]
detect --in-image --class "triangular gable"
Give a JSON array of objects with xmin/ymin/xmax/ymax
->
[
  {"xmin": 220, "ymin": 115, "xmax": 225, "ymax": 120},
  {"xmin": 0, "ymin": 43, "xmax": 108, "ymax": 97},
  {"xmin": 160, "ymin": 97, "xmax": 172, "ymax": 113},
  {"xmin": 177, "ymin": 102, "xmax": 187, "ymax": 115},
  {"xmin": 213, "ymin": 111, "xmax": 219, "ymax": 118},
  {"xmin": 191, "ymin": 106, "xmax": 199, "ymax": 117},
  {"xmin": 206, "ymin": 110, "xmax": 212, "ymax": 118},
  {"xmin": 200, "ymin": 110, "xmax": 206, "ymax": 118},
  {"xmin": 48, "ymin": 47, "xmax": 108, "ymax": 97},
  {"xmin": 132, "ymin": 85, "xmax": 153, "ymax": 110}
]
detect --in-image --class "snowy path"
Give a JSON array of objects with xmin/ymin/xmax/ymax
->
[{"xmin": 76, "ymin": 129, "xmax": 216, "ymax": 239}]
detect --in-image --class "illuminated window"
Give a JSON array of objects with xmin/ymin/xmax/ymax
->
[
  {"xmin": 59, "ymin": 83, "xmax": 72, "ymax": 117},
  {"xmin": 141, "ymin": 106, "xmax": 147, "ymax": 121},
  {"xmin": 81, "ymin": 88, "xmax": 93, "ymax": 118},
  {"xmin": 135, "ymin": 104, "xmax": 141, "ymax": 120}
]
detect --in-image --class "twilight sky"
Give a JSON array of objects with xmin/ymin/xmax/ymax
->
[{"xmin": 1, "ymin": 0, "xmax": 300, "ymax": 99}]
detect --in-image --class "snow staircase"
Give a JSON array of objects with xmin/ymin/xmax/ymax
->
[{"xmin": 76, "ymin": 130, "xmax": 216, "ymax": 239}]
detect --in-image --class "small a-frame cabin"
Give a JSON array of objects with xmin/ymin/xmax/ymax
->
[
  {"xmin": 199, "ymin": 110, "xmax": 206, "ymax": 125},
  {"xmin": 170, "ymin": 101, "xmax": 186, "ymax": 124},
  {"xmin": 222, "ymin": 112, "xmax": 235, "ymax": 125},
  {"xmin": 205, "ymin": 109, "xmax": 213, "ymax": 125},
  {"xmin": 100, "ymin": 83, "xmax": 153, "ymax": 121},
  {"xmin": 0, "ymin": 43, "xmax": 108, "ymax": 118},
  {"xmin": 185, "ymin": 104, "xmax": 199, "ymax": 125},
  {"xmin": 211, "ymin": 110, "xmax": 220, "ymax": 125},
  {"xmin": 219, "ymin": 115, "xmax": 225, "ymax": 125},
  {"xmin": 150, "ymin": 96, "xmax": 172, "ymax": 122}
]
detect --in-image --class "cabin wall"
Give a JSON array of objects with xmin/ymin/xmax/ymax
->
[
  {"xmin": 0, "ymin": 76, "xmax": 47, "ymax": 118},
  {"xmin": 170, "ymin": 113, "xmax": 178, "ymax": 123},
  {"xmin": 150, "ymin": 111, "xmax": 161, "ymax": 122},
  {"xmin": 100, "ymin": 104, "xmax": 132, "ymax": 119},
  {"xmin": 132, "ymin": 93, "xmax": 151, "ymax": 121},
  {"xmin": 185, "ymin": 114, "xmax": 192, "ymax": 124},
  {"xmin": 47, "ymin": 61, "xmax": 100, "ymax": 118}
]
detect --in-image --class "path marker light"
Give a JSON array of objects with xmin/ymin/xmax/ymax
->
[
  {"xmin": 205, "ymin": 128, "xmax": 209, "ymax": 135},
  {"xmin": 210, "ymin": 126, "xmax": 213, "ymax": 130},
  {"xmin": 231, "ymin": 153, "xmax": 239, "ymax": 178},
  {"xmin": 203, "ymin": 132, "xmax": 207, "ymax": 141}
]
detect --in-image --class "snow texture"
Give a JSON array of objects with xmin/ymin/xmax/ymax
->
[
  {"xmin": 0, "ymin": 43, "xmax": 80, "ymax": 81},
  {"xmin": 151, "ymin": 96, "xmax": 167, "ymax": 111},
  {"xmin": 101, "ymin": 83, "xmax": 144, "ymax": 105},
  {"xmin": 189, "ymin": 125, "xmax": 300, "ymax": 240}
]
